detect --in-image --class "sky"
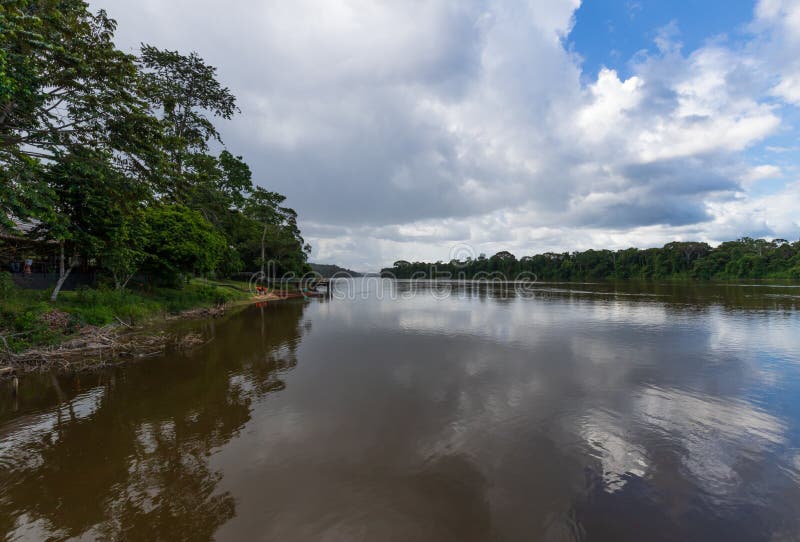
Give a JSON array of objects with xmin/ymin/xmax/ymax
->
[{"xmin": 88, "ymin": 0, "xmax": 800, "ymax": 271}]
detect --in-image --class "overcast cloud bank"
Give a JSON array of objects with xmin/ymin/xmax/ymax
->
[{"xmin": 91, "ymin": 0, "xmax": 800, "ymax": 269}]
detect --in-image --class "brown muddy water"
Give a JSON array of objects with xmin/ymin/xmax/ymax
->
[{"xmin": 1, "ymin": 280, "xmax": 800, "ymax": 541}]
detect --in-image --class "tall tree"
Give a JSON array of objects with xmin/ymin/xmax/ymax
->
[
  {"xmin": 43, "ymin": 147, "xmax": 148, "ymax": 299},
  {"xmin": 0, "ymin": 0, "xmax": 159, "ymax": 225},
  {"xmin": 244, "ymin": 187, "xmax": 310, "ymax": 278},
  {"xmin": 138, "ymin": 45, "xmax": 237, "ymax": 201}
]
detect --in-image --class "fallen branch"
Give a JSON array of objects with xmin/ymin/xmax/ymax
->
[
  {"xmin": 114, "ymin": 316, "xmax": 133, "ymax": 328},
  {"xmin": 2, "ymin": 325, "xmax": 224, "ymax": 373}
]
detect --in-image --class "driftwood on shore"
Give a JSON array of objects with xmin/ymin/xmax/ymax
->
[
  {"xmin": 1, "ymin": 328, "xmax": 217, "ymax": 373},
  {"xmin": 166, "ymin": 305, "xmax": 227, "ymax": 320},
  {"xmin": 0, "ymin": 326, "xmax": 170, "ymax": 372},
  {"xmin": 0, "ymin": 305, "xmax": 226, "ymax": 373}
]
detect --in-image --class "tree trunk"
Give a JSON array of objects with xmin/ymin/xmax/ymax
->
[
  {"xmin": 58, "ymin": 240, "xmax": 65, "ymax": 279},
  {"xmin": 51, "ymin": 251, "xmax": 77, "ymax": 302},
  {"xmin": 261, "ymin": 223, "xmax": 268, "ymax": 278},
  {"xmin": 121, "ymin": 272, "xmax": 135, "ymax": 289}
]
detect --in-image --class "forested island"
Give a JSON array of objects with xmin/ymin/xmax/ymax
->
[{"xmin": 382, "ymin": 238, "xmax": 800, "ymax": 280}]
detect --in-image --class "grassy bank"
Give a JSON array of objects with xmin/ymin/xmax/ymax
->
[{"xmin": 0, "ymin": 273, "xmax": 252, "ymax": 354}]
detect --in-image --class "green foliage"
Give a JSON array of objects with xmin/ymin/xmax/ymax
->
[
  {"xmin": 0, "ymin": 271, "xmax": 13, "ymax": 296},
  {"xmin": 138, "ymin": 44, "xmax": 238, "ymax": 201},
  {"xmin": 0, "ymin": 1, "xmax": 155, "ymax": 212},
  {"xmin": 0, "ymin": 279, "xmax": 58, "ymax": 351},
  {"xmin": 0, "ymin": 277, "xmax": 248, "ymax": 352},
  {"xmin": 0, "ymin": 154, "xmax": 50, "ymax": 229},
  {"xmin": 0, "ymin": 4, "xmax": 311, "ymax": 355},
  {"xmin": 309, "ymin": 263, "xmax": 363, "ymax": 278},
  {"xmin": 59, "ymin": 281, "xmax": 244, "ymax": 325},
  {"xmin": 1, "ymin": 1, "xmax": 309, "ymax": 290},
  {"xmin": 140, "ymin": 205, "xmax": 226, "ymax": 283},
  {"xmin": 242, "ymin": 187, "xmax": 311, "ymax": 276},
  {"xmin": 382, "ymin": 238, "xmax": 800, "ymax": 281},
  {"xmin": 139, "ymin": 44, "xmax": 237, "ymax": 148},
  {"xmin": 68, "ymin": 286, "xmax": 144, "ymax": 325}
]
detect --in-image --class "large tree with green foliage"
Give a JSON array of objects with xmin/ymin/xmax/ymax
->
[
  {"xmin": 138, "ymin": 45, "xmax": 237, "ymax": 202},
  {"xmin": 243, "ymin": 187, "xmax": 310, "ymax": 278},
  {"xmin": 43, "ymin": 147, "xmax": 149, "ymax": 299},
  {"xmin": 140, "ymin": 205, "xmax": 226, "ymax": 284},
  {"xmin": 1, "ymin": 3, "xmax": 312, "ymax": 295},
  {"xmin": 0, "ymin": 0, "xmax": 159, "ymax": 225}
]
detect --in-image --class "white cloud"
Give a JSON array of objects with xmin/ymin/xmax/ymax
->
[
  {"xmin": 742, "ymin": 164, "xmax": 782, "ymax": 183},
  {"xmin": 89, "ymin": 0, "xmax": 800, "ymax": 269},
  {"xmin": 755, "ymin": 0, "xmax": 800, "ymax": 104},
  {"xmin": 756, "ymin": 0, "xmax": 800, "ymax": 38},
  {"xmin": 773, "ymin": 73, "xmax": 800, "ymax": 103},
  {"xmin": 705, "ymin": 180, "xmax": 800, "ymax": 240},
  {"xmin": 577, "ymin": 69, "xmax": 643, "ymax": 141}
]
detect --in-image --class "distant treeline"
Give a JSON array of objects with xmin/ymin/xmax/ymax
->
[
  {"xmin": 309, "ymin": 263, "xmax": 363, "ymax": 278},
  {"xmin": 381, "ymin": 238, "xmax": 800, "ymax": 280}
]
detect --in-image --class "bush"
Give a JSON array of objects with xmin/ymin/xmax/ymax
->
[
  {"xmin": 4, "ymin": 303, "xmax": 59, "ymax": 350},
  {"xmin": 2, "ymin": 278, "xmax": 248, "ymax": 352},
  {"xmin": 0, "ymin": 272, "xmax": 14, "ymax": 296}
]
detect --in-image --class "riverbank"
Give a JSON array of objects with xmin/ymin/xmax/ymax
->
[{"xmin": 0, "ymin": 276, "xmax": 308, "ymax": 372}]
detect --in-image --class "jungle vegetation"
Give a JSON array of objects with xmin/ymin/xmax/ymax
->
[
  {"xmin": 0, "ymin": 0, "xmax": 310, "ymax": 300},
  {"xmin": 381, "ymin": 239, "xmax": 800, "ymax": 281}
]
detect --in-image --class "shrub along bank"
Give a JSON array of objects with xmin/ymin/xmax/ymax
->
[{"xmin": 0, "ymin": 272, "xmax": 250, "ymax": 354}]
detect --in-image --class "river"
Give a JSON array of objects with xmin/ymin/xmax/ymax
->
[{"xmin": 1, "ymin": 279, "xmax": 800, "ymax": 541}]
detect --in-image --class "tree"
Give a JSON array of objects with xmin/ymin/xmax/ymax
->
[
  {"xmin": 1, "ymin": 3, "xmax": 314, "ymax": 295},
  {"xmin": 664, "ymin": 242, "xmax": 711, "ymax": 270},
  {"xmin": 380, "ymin": 237, "xmax": 800, "ymax": 280},
  {"xmin": 140, "ymin": 205, "xmax": 226, "ymax": 284},
  {"xmin": 0, "ymin": 155, "xmax": 50, "ymax": 229},
  {"xmin": 1, "ymin": 1, "xmax": 160, "ymax": 225},
  {"xmin": 1, "ymin": 1, "xmax": 138, "ymax": 156},
  {"xmin": 182, "ymin": 150, "xmax": 252, "ymax": 227},
  {"xmin": 42, "ymin": 147, "xmax": 149, "ymax": 299},
  {"xmin": 243, "ymin": 187, "xmax": 309, "ymax": 278},
  {"xmin": 138, "ymin": 45, "xmax": 237, "ymax": 201},
  {"xmin": 103, "ymin": 215, "xmax": 148, "ymax": 290}
]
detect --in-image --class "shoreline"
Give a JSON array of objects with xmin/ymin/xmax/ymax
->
[{"xmin": 0, "ymin": 291, "xmax": 320, "ymax": 375}]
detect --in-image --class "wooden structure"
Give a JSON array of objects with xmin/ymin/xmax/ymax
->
[
  {"xmin": 261, "ymin": 277, "xmax": 333, "ymax": 298},
  {"xmin": 0, "ymin": 220, "xmax": 60, "ymax": 274}
]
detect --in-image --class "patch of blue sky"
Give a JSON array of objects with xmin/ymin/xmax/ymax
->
[
  {"xmin": 570, "ymin": 1, "xmax": 798, "ymax": 197},
  {"xmin": 568, "ymin": 0, "xmax": 757, "ymax": 79}
]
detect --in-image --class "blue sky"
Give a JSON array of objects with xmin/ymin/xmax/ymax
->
[
  {"xmin": 92, "ymin": 0, "xmax": 800, "ymax": 269},
  {"xmin": 570, "ymin": 1, "xmax": 797, "ymax": 195},
  {"xmin": 570, "ymin": 1, "xmax": 756, "ymax": 79}
]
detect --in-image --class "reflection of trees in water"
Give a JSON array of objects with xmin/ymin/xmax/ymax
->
[
  {"xmin": 196, "ymin": 300, "xmax": 308, "ymax": 399},
  {"xmin": 0, "ymin": 300, "xmax": 309, "ymax": 541},
  {"xmin": 389, "ymin": 280, "xmax": 800, "ymax": 311},
  {"xmin": 92, "ymin": 418, "xmax": 237, "ymax": 541}
]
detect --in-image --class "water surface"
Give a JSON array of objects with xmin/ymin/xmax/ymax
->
[{"xmin": 2, "ymin": 280, "xmax": 800, "ymax": 541}]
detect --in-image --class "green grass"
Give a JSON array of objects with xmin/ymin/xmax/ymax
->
[{"xmin": 0, "ymin": 273, "xmax": 251, "ymax": 353}]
